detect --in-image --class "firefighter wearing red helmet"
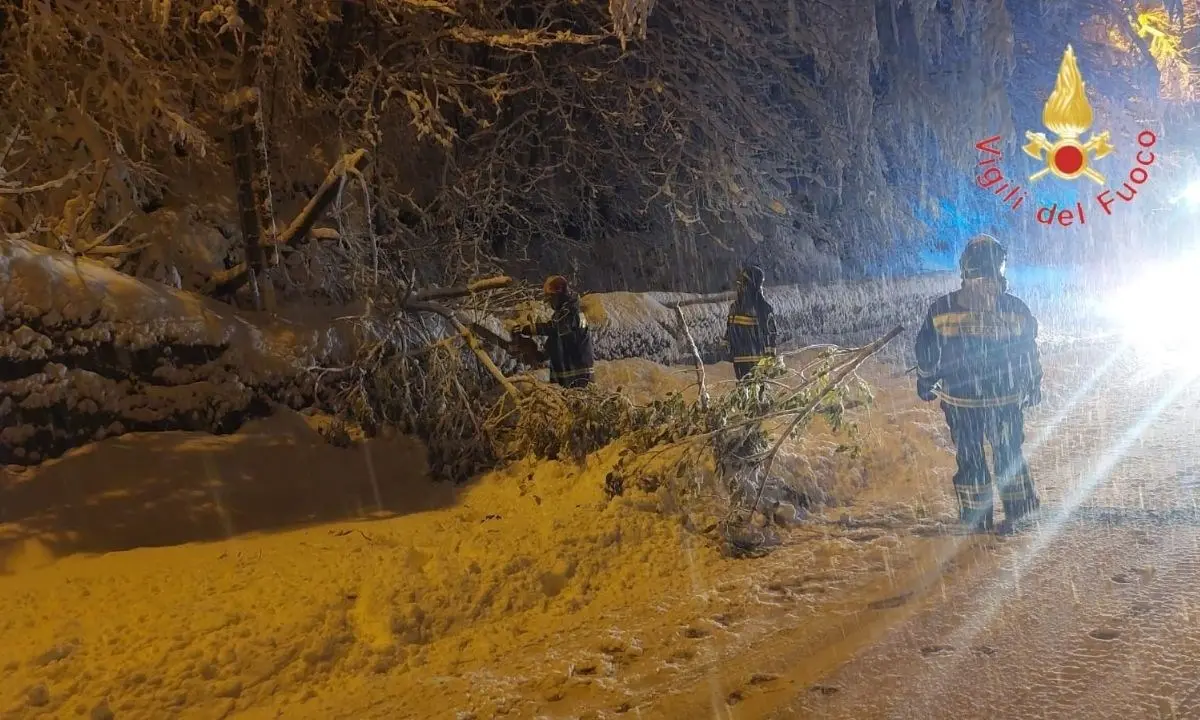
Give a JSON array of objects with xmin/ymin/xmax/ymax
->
[
  {"xmin": 914, "ymin": 234, "xmax": 1043, "ymax": 533},
  {"xmin": 726, "ymin": 265, "xmax": 778, "ymax": 381},
  {"xmin": 533, "ymin": 275, "xmax": 594, "ymax": 388}
]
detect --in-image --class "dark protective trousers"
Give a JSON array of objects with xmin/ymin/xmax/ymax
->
[
  {"xmin": 942, "ymin": 402, "xmax": 1039, "ymax": 531},
  {"xmin": 733, "ymin": 362, "xmax": 757, "ymax": 381},
  {"xmin": 550, "ymin": 367, "xmax": 594, "ymax": 389}
]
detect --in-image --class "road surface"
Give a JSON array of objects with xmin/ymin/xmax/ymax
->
[{"xmin": 777, "ymin": 336, "xmax": 1200, "ymax": 719}]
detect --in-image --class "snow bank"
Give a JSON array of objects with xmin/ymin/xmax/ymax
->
[
  {"xmin": 584, "ymin": 274, "xmax": 958, "ymax": 367},
  {"xmin": 0, "ymin": 427, "xmax": 726, "ymax": 719},
  {"xmin": 0, "ymin": 240, "xmax": 352, "ymax": 465}
]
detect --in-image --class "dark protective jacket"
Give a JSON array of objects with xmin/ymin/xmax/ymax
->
[
  {"xmin": 536, "ymin": 293, "xmax": 594, "ymax": 387},
  {"xmin": 726, "ymin": 291, "xmax": 779, "ymax": 365},
  {"xmin": 914, "ymin": 290, "xmax": 1042, "ymax": 406}
]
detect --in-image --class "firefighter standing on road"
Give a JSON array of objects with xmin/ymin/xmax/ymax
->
[
  {"xmin": 726, "ymin": 265, "xmax": 779, "ymax": 381},
  {"xmin": 532, "ymin": 275, "xmax": 595, "ymax": 388},
  {"xmin": 914, "ymin": 235, "xmax": 1043, "ymax": 532}
]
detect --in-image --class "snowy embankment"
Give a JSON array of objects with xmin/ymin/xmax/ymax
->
[
  {"xmin": 586, "ymin": 274, "xmax": 958, "ymax": 367},
  {"xmin": 0, "ymin": 240, "xmax": 351, "ymax": 466}
]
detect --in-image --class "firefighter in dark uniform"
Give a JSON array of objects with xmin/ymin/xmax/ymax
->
[
  {"xmin": 914, "ymin": 235, "xmax": 1043, "ymax": 532},
  {"xmin": 534, "ymin": 275, "xmax": 594, "ymax": 388},
  {"xmin": 726, "ymin": 265, "xmax": 779, "ymax": 381}
]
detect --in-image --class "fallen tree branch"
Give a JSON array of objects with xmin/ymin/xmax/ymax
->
[
  {"xmin": 445, "ymin": 26, "xmax": 606, "ymax": 47},
  {"xmin": 661, "ymin": 291, "xmax": 736, "ymax": 309},
  {"xmin": 75, "ymin": 210, "xmax": 134, "ymax": 255},
  {"xmin": 0, "ymin": 164, "xmax": 91, "ymax": 195},
  {"xmin": 411, "ymin": 275, "xmax": 512, "ymax": 301},
  {"xmin": 405, "ymin": 299, "xmax": 521, "ymax": 399},
  {"xmin": 674, "ymin": 305, "xmax": 709, "ymax": 409},
  {"xmin": 272, "ymin": 149, "xmax": 369, "ymax": 248},
  {"xmin": 401, "ymin": 334, "xmax": 460, "ymax": 359},
  {"xmin": 740, "ymin": 324, "xmax": 904, "ymax": 522},
  {"xmin": 466, "ymin": 320, "xmax": 517, "ymax": 352}
]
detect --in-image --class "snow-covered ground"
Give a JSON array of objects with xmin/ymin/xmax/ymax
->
[
  {"xmin": 0, "ymin": 353, "xmax": 957, "ymax": 719},
  {"xmin": 785, "ymin": 344, "xmax": 1200, "ymax": 719},
  {"xmin": 5, "ymin": 271, "xmax": 1200, "ymax": 719}
]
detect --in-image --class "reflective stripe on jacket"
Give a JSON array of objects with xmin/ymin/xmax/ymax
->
[
  {"xmin": 537, "ymin": 294, "xmax": 594, "ymax": 385},
  {"xmin": 726, "ymin": 293, "xmax": 778, "ymax": 365},
  {"xmin": 914, "ymin": 290, "xmax": 1042, "ymax": 403}
]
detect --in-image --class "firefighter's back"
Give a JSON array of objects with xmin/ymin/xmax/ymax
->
[
  {"xmin": 926, "ymin": 290, "xmax": 1039, "ymax": 402},
  {"xmin": 727, "ymin": 294, "xmax": 768, "ymax": 361}
]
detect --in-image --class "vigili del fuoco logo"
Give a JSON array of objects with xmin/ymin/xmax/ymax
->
[{"xmin": 973, "ymin": 45, "xmax": 1158, "ymax": 227}]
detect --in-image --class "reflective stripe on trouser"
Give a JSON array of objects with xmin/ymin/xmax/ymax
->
[
  {"xmin": 729, "ymin": 314, "xmax": 759, "ymax": 326},
  {"xmin": 550, "ymin": 366, "xmax": 593, "ymax": 387},
  {"xmin": 954, "ymin": 484, "xmax": 994, "ymax": 531},
  {"xmin": 943, "ymin": 402, "xmax": 1038, "ymax": 527},
  {"xmin": 934, "ymin": 389, "xmax": 1022, "ymax": 408}
]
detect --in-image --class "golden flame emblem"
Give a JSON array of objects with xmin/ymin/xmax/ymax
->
[{"xmin": 1022, "ymin": 45, "xmax": 1114, "ymax": 184}]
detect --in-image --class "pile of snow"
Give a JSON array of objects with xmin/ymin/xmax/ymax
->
[
  {"xmin": 0, "ymin": 240, "xmax": 347, "ymax": 373},
  {"xmin": 0, "ymin": 359, "xmax": 958, "ymax": 719},
  {"xmin": 0, "ymin": 240, "xmax": 357, "ymax": 464}
]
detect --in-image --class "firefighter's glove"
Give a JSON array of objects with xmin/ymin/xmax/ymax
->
[
  {"xmin": 1023, "ymin": 386, "xmax": 1042, "ymax": 408},
  {"xmin": 916, "ymin": 376, "xmax": 937, "ymax": 402}
]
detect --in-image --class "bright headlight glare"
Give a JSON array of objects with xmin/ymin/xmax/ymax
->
[
  {"xmin": 1179, "ymin": 180, "xmax": 1200, "ymax": 205},
  {"xmin": 1102, "ymin": 253, "xmax": 1200, "ymax": 370}
]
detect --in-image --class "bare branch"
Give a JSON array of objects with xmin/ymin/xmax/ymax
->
[
  {"xmin": 0, "ymin": 165, "xmax": 91, "ymax": 195},
  {"xmin": 741, "ymin": 324, "xmax": 904, "ymax": 522},
  {"xmin": 202, "ymin": 149, "xmax": 370, "ymax": 297},
  {"xmin": 674, "ymin": 305, "xmax": 709, "ymax": 409},
  {"xmin": 76, "ymin": 211, "xmax": 135, "ymax": 255},
  {"xmin": 272, "ymin": 150, "xmax": 369, "ymax": 248}
]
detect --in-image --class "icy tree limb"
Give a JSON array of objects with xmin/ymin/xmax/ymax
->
[
  {"xmin": 0, "ymin": 164, "xmax": 92, "ymax": 195},
  {"xmin": 674, "ymin": 305, "xmax": 709, "ymax": 409},
  {"xmin": 445, "ymin": 27, "xmax": 605, "ymax": 46},
  {"xmin": 271, "ymin": 149, "xmax": 369, "ymax": 249},
  {"xmin": 411, "ymin": 275, "xmax": 512, "ymax": 301},
  {"xmin": 739, "ymin": 324, "xmax": 904, "ymax": 522},
  {"xmin": 202, "ymin": 149, "xmax": 370, "ymax": 297},
  {"xmin": 465, "ymin": 321, "xmax": 517, "ymax": 353},
  {"xmin": 404, "ymin": 299, "xmax": 521, "ymax": 400},
  {"xmin": 75, "ymin": 210, "xmax": 134, "ymax": 256},
  {"xmin": 309, "ymin": 227, "xmax": 340, "ymax": 241}
]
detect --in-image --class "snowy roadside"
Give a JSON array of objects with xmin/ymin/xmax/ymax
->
[{"xmin": 0, "ymin": 354, "xmax": 962, "ymax": 720}]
